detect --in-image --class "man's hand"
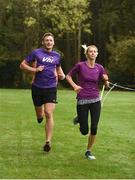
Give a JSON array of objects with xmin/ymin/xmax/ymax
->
[
  {"xmin": 58, "ymin": 73, "xmax": 65, "ymax": 80},
  {"xmin": 36, "ymin": 65, "xmax": 44, "ymax": 72}
]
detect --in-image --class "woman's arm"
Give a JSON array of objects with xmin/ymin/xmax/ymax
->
[
  {"xmin": 102, "ymin": 74, "xmax": 110, "ymax": 88},
  {"xmin": 66, "ymin": 74, "xmax": 82, "ymax": 93}
]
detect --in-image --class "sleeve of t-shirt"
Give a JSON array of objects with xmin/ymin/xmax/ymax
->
[
  {"xmin": 99, "ymin": 65, "xmax": 106, "ymax": 79},
  {"xmin": 56, "ymin": 56, "xmax": 62, "ymax": 67},
  {"xmin": 67, "ymin": 63, "xmax": 80, "ymax": 76},
  {"xmin": 25, "ymin": 50, "xmax": 36, "ymax": 63}
]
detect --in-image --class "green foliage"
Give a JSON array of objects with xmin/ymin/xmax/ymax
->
[
  {"xmin": 42, "ymin": 0, "xmax": 91, "ymax": 35},
  {"xmin": 97, "ymin": 0, "xmax": 135, "ymax": 36},
  {"xmin": 0, "ymin": 59, "xmax": 27, "ymax": 88},
  {"xmin": 0, "ymin": 0, "xmax": 134, "ymax": 87},
  {"xmin": 107, "ymin": 36, "xmax": 135, "ymax": 84}
]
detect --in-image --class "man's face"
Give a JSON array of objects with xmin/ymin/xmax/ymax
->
[{"xmin": 42, "ymin": 35, "xmax": 54, "ymax": 51}]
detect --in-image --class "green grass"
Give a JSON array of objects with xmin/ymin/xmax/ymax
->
[{"xmin": 0, "ymin": 89, "xmax": 135, "ymax": 179}]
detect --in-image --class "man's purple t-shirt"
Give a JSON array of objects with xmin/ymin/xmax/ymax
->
[
  {"xmin": 68, "ymin": 62, "xmax": 106, "ymax": 100},
  {"xmin": 25, "ymin": 48, "xmax": 61, "ymax": 88}
]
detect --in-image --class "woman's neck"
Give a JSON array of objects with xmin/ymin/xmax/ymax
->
[{"xmin": 86, "ymin": 59, "xmax": 95, "ymax": 68}]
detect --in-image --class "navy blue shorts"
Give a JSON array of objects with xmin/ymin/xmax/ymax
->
[{"xmin": 31, "ymin": 84, "xmax": 57, "ymax": 106}]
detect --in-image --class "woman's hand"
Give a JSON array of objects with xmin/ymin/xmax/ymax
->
[
  {"xmin": 73, "ymin": 85, "xmax": 83, "ymax": 93},
  {"xmin": 104, "ymin": 80, "xmax": 110, "ymax": 89}
]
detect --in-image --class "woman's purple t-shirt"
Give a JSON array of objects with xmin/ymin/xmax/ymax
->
[
  {"xmin": 25, "ymin": 48, "xmax": 61, "ymax": 88},
  {"xmin": 68, "ymin": 62, "xmax": 106, "ymax": 100}
]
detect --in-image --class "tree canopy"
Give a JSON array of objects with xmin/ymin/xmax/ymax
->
[{"xmin": 0, "ymin": 0, "xmax": 134, "ymax": 88}]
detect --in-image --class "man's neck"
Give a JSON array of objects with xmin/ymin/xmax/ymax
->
[{"xmin": 43, "ymin": 47, "xmax": 53, "ymax": 53}]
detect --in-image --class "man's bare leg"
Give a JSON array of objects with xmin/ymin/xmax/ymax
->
[
  {"xmin": 43, "ymin": 103, "xmax": 55, "ymax": 152},
  {"xmin": 34, "ymin": 105, "xmax": 44, "ymax": 123}
]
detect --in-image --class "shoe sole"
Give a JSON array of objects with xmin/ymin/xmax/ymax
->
[{"xmin": 85, "ymin": 155, "xmax": 96, "ymax": 160}]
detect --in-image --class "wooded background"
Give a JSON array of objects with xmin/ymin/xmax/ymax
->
[{"xmin": 0, "ymin": 0, "xmax": 134, "ymax": 88}]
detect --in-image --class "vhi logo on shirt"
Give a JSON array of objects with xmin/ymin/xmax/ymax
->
[{"xmin": 42, "ymin": 56, "xmax": 53, "ymax": 63}]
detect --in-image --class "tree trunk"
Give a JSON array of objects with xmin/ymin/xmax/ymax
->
[
  {"xmin": 77, "ymin": 25, "xmax": 81, "ymax": 61},
  {"xmin": 66, "ymin": 32, "xmax": 71, "ymax": 72}
]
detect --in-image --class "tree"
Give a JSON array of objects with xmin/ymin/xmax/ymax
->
[
  {"xmin": 107, "ymin": 36, "xmax": 135, "ymax": 84},
  {"xmin": 90, "ymin": 0, "xmax": 135, "ymax": 65},
  {"xmin": 41, "ymin": 0, "xmax": 91, "ymax": 71}
]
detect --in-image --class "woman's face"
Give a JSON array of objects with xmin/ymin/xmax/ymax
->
[{"xmin": 86, "ymin": 46, "xmax": 98, "ymax": 60}]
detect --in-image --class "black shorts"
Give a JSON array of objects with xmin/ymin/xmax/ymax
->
[{"xmin": 31, "ymin": 85, "xmax": 57, "ymax": 106}]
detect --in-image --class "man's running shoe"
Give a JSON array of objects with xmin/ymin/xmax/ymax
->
[
  {"xmin": 37, "ymin": 117, "xmax": 43, "ymax": 123},
  {"xmin": 73, "ymin": 116, "xmax": 79, "ymax": 125},
  {"xmin": 43, "ymin": 141, "xmax": 51, "ymax": 152},
  {"xmin": 85, "ymin": 150, "xmax": 96, "ymax": 160}
]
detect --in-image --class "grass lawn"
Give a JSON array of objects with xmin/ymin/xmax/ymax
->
[{"xmin": 0, "ymin": 88, "xmax": 135, "ymax": 179}]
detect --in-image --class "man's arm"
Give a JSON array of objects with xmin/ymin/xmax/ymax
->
[
  {"xmin": 56, "ymin": 66, "xmax": 65, "ymax": 80},
  {"xmin": 20, "ymin": 60, "xmax": 44, "ymax": 72}
]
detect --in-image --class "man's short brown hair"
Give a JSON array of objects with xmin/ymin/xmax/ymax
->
[{"xmin": 42, "ymin": 32, "xmax": 54, "ymax": 41}]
